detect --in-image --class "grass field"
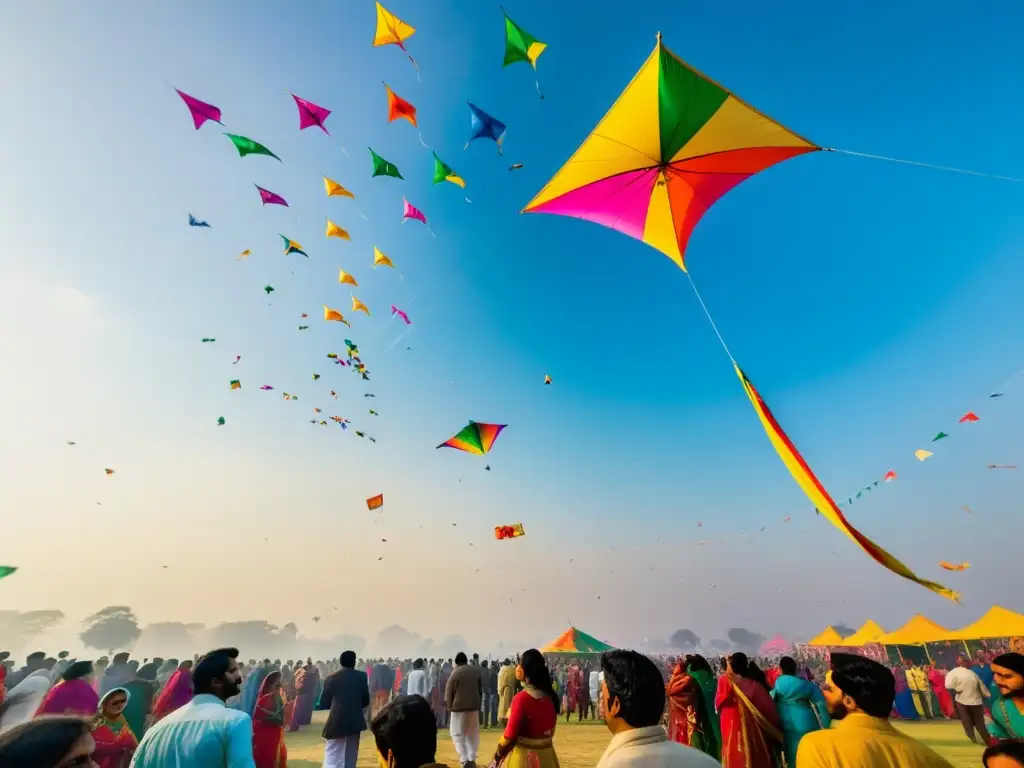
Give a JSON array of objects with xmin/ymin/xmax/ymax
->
[{"xmin": 283, "ymin": 713, "xmax": 986, "ymax": 768}]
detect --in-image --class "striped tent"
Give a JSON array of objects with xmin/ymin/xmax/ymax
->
[{"xmin": 540, "ymin": 626, "xmax": 615, "ymax": 656}]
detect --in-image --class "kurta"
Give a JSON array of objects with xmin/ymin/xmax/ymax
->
[
  {"xmin": 498, "ymin": 665, "xmax": 517, "ymax": 721},
  {"xmin": 796, "ymin": 712, "xmax": 954, "ymax": 767},
  {"xmin": 122, "ymin": 679, "xmax": 157, "ymax": 741},
  {"xmin": 690, "ymin": 669, "xmax": 721, "ymax": 749},
  {"xmin": 771, "ymin": 674, "xmax": 829, "ymax": 767},
  {"xmin": 715, "ymin": 674, "xmax": 782, "ymax": 768},
  {"xmin": 989, "ymin": 695, "xmax": 1024, "ymax": 740},
  {"xmin": 132, "ymin": 694, "xmax": 255, "ymax": 768}
]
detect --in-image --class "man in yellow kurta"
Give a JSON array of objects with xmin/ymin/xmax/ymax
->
[
  {"xmin": 496, "ymin": 659, "xmax": 516, "ymax": 724},
  {"xmin": 906, "ymin": 662, "xmax": 935, "ymax": 719},
  {"xmin": 797, "ymin": 653, "xmax": 954, "ymax": 768}
]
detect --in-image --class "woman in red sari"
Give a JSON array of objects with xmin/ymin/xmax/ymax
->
[
  {"xmin": 927, "ymin": 663, "xmax": 955, "ymax": 718},
  {"xmin": 253, "ymin": 670, "xmax": 288, "ymax": 768},
  {"xmin": 715, "ymin": 653, "xmax": 783, "ymax": 768},
  {"xmin": 150, "ymin": 663, "xmax": 193, "ymax": 723},
  {"xmin": 92, "ymin": 687, "xmax": 138, "ymax": 768},
  {"xmin": 489, "ymin": 649, "xmax": 561, "ymax": 768}
]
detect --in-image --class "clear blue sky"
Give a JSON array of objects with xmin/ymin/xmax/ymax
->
[{"xmin": 2, "ymin": 0, "xmax": 1023, "ymax": 651}]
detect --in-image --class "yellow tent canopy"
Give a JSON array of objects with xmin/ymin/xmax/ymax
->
[
  {"xmin": 841, "ymin": 620, "xmax": 887, "ymax": 647},
  {"xmin": 878, "ymin": 615, "xmax": 952, "ymax": 645},
  {"xmin": 948, "ymin": 605, "xmax": 1024, "ymax": 640},
  {"xmin": 808, "ymin": 627, "xmax": 845, "ymax": 647}
]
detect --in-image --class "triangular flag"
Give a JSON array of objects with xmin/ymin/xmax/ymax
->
[
  {"xmin": 338, "ymin": 269, "xmax": 358, "ymax": 286},
  {"xmin": 914, "ymin": 449, "xmax": 933, "ymax": 462},
  {"xmin": 326, "ymin": 220, "xmax": 350, "ymax": 240},
  {"xmin": 324, "ymin": 177, "xmax": 355, "ymax": 198},
  {"xmin": 373, "ymin": 247, "xmax": 394, "ymax": 268}
]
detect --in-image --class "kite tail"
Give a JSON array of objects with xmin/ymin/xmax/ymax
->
[
  {"xmin": 417, "ymin": 131, "xmax": 430, "ymax": 149},
  {"xmin": 464, "ymin": 196, "xmax": 472, "ymax": 204},
  {"xmin": 823, "ymin": 148, "xmax": 1023, "ymax": 183},
  {"xmin": 407, "ymin": 53, "xmax": 421, "ymax": 82},
  {"xmin": 426, "ymin": 226, "xmax": 437, "ymax": 239},
  {"xmin": 535, "ymin": 79, "xmax": 544, "ymax": 100}
]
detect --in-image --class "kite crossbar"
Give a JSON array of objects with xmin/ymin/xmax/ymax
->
[{"xmin": 824, "ymin": 147, "xmax": 1023, "ymax": 183}]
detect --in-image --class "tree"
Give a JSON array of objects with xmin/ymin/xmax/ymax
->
[
  {"xmin": 80, "ymin": 606, "xmax": 141, "ymax": 653},
  {"xmin": 727, "ymin": 628, "xmax": 766, "ymax": 654},
  {"xmin": 0, "ymin": 610, "xmax": 65, "ymax": 653},
  {"xmin": 669, "ymin": 629, "xmax": 701, "ymax": 651}
]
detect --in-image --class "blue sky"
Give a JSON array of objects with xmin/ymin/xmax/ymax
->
[{"xmin": 2, "ymin": 0, "xmax": 1023, "ymax": 652}]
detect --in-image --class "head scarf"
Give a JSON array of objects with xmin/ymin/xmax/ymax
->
[
  {"xmin": 239, "ymin": 664, "xmax": 270, "ymax": 716},
  {"xmin": 98, "ymin": 687, "xmax": 132, "ymax": 733},
  {"xmin": 0, "ymin": 675, "xmax": 52, "ymax": 734}
]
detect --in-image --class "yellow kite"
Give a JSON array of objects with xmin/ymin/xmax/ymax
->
[
  {"xmin": 352, "ymin": 296, "xmax": 370, "ymax": 315},
  {"xmin": 324, "ymin": 176, "xmax": 355, "ymax": 198},
  {"xmin": 326, "ymin": 219, "xmax": 350, "ymax": 241},
  {"xmin": 914, "ymin": 449, "xmax": 933, "ymax": 462},
  {"xmin": 324, "ymin": 305, "xmax": 351, "ymax": 326},
  {"xmin": 373, "ymin": 2, "xmax": 418, "ymax": 71},
  {"xmin": 236, "ymin": 249, "xmax": 251, "ymax": 261},
  {"xmin": 373, "ymin": 246, "xmax": 394, "ymax": 268},
  {"xmin": 338, "ymin": 269, "xmax": 358, "ymax": 286}
]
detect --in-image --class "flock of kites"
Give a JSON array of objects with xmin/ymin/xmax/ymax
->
[{"xmin": 6, "ymin": 4, "xmax": 1018, "ymax": 600}]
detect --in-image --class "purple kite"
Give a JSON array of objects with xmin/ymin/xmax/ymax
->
[
  {"xmin": 175, "ymin": 88, "xmax": 223, "ymax": 130},
  {"xmin": 391, "ymin": 304, "xmax": 411, "ymax": 325},
  {"xmin": 260, "ymin": 385, "xmax": 274, "ymax": 391},
  {"xmin": 291, "ymin": 92, "xmax": 331, "ymax": 134},
  {"xmin": 255, "ymin": 185, "xmax": 289, "ymax": 207},
  {"xmin": 401, "ymin": 197, "xmax": 427, "ymax": 225}
]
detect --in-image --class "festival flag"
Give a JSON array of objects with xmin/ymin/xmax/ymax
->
[
  {"xmin": 495, "ymin": 523, "xmax": 526, "ymax": 540},
  {"xmin": 324, "ymin": 177, "xmax": 355, "ymax": 198},
  {"xmin": 367, "ymin": 493, "xmax": 384, "ymax": 510}
]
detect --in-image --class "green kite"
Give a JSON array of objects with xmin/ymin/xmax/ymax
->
[
  {"xmin": 224, "ymin": 133, "xmax": 281, "ymax": 161},
  {"xmin": 369, "ymin": 147, "xmax": 403, "ymax": 179}
]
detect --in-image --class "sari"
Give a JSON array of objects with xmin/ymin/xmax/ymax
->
[
  {"xmin": 927, "ymin": 667, "xmax": 954, "ymax": 718},
  {"xmin": 240, "ymin": 665, "xmax": 271, "ymax": 716},
  {"xmin": 151, "ymin": 667, "xmax": 193, "ymax": 722},
  {"xmin": 891, "ymin": 668, "xmax": 918, "ymax": 720},
  {"xmin": 36, "ymin": 677, "xmax": 99, "ymax": 716},
  {"xmin": 715, "ymin": 674, "xmax": 783, "ymax": 768},
  {"xmin": 666, "ymin": 663, "xmax": 719, "ymax": 759},
  {"xmin": 496, "ymin": 688, "xmax": 560, "ymax": 768},
  {"xmin": 565, "ymin": 665, "xmax": 581, "ymax": 714},
  {"xmin": 691, "ymin": 668, "xmax": 721, "ymax": 748},
  {"xmin": 288, "ymin": 664, "xmax": 318, "ymax": 731},
  {"xmin": 253, "ymin": 672, "xmax": 288, "ymax": 768},
  {"xmin": 93, "ymin": 688, "xmax": 138, "ymax": 768},
  {"xmin": 121, "ymin": 678, "xmax": 157, "ymax": 741},
  {"xmin": 771, "ymin": 674, "xmax": 829, "ymax": 767}
]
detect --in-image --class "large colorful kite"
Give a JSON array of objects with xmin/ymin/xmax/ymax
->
[
  {"xmin": 175, "ymin": 88, "xmax": 222, "ymax": 130},
  {"xmin": 523, "ymin": 35, "xmax": 956, "ymax": 601},
  {"xmin": 290, "ymin": 92, "xmax": 331, "ymax": 134},
  {"xmin": 373, "ymin": 2, "xmax": 418, "ymax": 72},
  {"xmin": 437, "ymin": 421, "xmax": 507, "ymax": 455}
]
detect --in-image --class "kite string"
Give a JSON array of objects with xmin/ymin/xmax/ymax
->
[
  {"xmin": 823, "ymin": 148, "xmax": 1024, "ymax": 183},
  {"xmin": 684, "ymin": 271, "xmax": 737, "ymax": 366}
]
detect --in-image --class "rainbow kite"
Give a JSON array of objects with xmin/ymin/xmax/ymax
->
[
  {"xmin": 495, "ymin": 523, "xmax": 526, "ymax": 540},
  {"xmin": 523, "ymin": 35, "xmax": 956, "ymax": 602},
  {"xmin": 437, "ymin": 421, "xmax": 506, "ymax": 455}
]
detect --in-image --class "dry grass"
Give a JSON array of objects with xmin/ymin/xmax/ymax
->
[{"xmin": 284, "ymin": 713, "xmax": 985, "ymax": 768}]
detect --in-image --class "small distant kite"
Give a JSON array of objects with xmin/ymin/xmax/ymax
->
[
  {"xmin": 66, "ymin": 441, "xmax": 76, "ymax": 446},
  {"xmin": 367, "ymin": 493, "xmax": 384, "ymax": 510},
  {"xmin": 914, "ymin": 449, "xmax": 933, "ymax": 462},
  {"xmin": 495, "ymin": 523, "xmax": 526, "ymax": 540},
  {"xmin": 369, "ymin": 147, "xmax": 403, "ymax": 179},
  {"xmin": 256, "ymin": 185, "xmax": 288, "ymax": 207},
  {"xmin": 391, "ymin": 305, "xmax": 411, "ymax": 324},
  {"xmin": 939, "ymin": 561, "xmax": 970, "ymax": 572},
  {"xmin": 189, "ymin": 214, "xmax": 210, "ymax": 228},
  {"xmin": 509, "ymin": 163, "xmax": 524, "ymax": 171},
  {"xmin": 990, "ymin": 392, "xmax": 1004, "ymax": 398},
  {"xmin": 260, "ymin": 385, "xmax": 274, "ymax": 391},
  {"xmin": 312, "ymin": 616, "xmax": 322, "ymax": 623},
  {"xmin": 959, "ymin": 411, "xmax": 980, "ymax": 423},
  {"xmin": 217, "ymin": 417, "xmax": 226, "ymax": 426},
  {"xmin": 264, "ymin": 285, "xmax": 275, "ymax": 295},
  {"xmin": 290, "ymin": 92, "xmax": 331, "ymax": 134},
  {"xmin": 369, "ymin": 409, "xmax": 379, "ymax": 416},
  {"xmin": 230, "ymin": 380, "xmax": 241, "ymax": 390},
  {"xmin": 883, "ymin": 470, "xmax": 897, "ymax": 482},
  {"xmin": 298, "ymin": 325, "xmax": 308, "ymax": 331},
  {"xmin": 338, "ymin": 269, "xmax": 358, "ymax": 286},
  {"xmin": 280, "ymin": 235, "xmax": 308, "ymax": 257},
  {"xmin": 437, "ymin": 421, "xmax": 507, "ymax": 455},
  {"xmin": 201, "ymin": 338, "xmax": 216, "ymax": 343},
  {"xmin": 324, "ymin": 305, "xmax": 351, "ymax": 326},
  {"xmin": 373, "ymin": 2, "xmax": 418, "ymax": 72},
  {"xmin": 236, "ymin": 249, "xmax": 251, "ymax": 261},
  {"xmin": 175, "ymin": 88, "xmax": 222, "ymax": 130},
  {"xmin": 365, "ymin": 393, "xmax": 376, "ymax": 398},
  {"xmin": 326, "ymin": 220, "xmax": 350, "ymax": 241},
  {"xmin": 784, "ymin": 515, "xmax": 791, "ymax": 523},
  {"xmin": 466, "ymin": 102, "xmax": 506, "ymax": 154},
  {"xmin": 312, "ymin": 373, "xmax": 321, "ymax": 381},
  {"xmin": 987, "ymin": 464, "xmax": 1017, "ymax": 470},
  {"xmin": 104, "ymin": 468, "xmax": 115, "ymax": 475},
  {"xmin": 543, "ymin": 374, "xmax": 552, "ymax": 385},
  {"xmin": 401, "ymin": 197, "xmax": 427, "ymax": 226},
  {"xmin": 352, "ymin": 296, "xmax": 370, "ymax": 315},
  {"xmin": 225, "ymin": 134, "xmax": 281, "ymax": 161},
  {"xmin": 324, "ymin": 177, "xmax": 355, "ymax": 199},
  {"xmin": 373, "ymin": 247, "xmax": 394, "ymax": 268}
]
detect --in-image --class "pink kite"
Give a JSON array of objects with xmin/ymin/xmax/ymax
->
[
  {"xmin": 401, "ymin": 197, "xmax": 427, "ymax": 225},
  {"xmin": 290, "ymin": 92, "xmax": 331, "ymax": 134},
  {"xmin": 255, "ymin": 185, "xmax": 288, "ymax": 207},
  {"xmin": 260, "ymin": 385, "xmax": 274, "ymax": 391},
  {"xmin": 175, "ymin": 88, "xmax": 222, "ymax": 130},
  {"xmin": 758, "ymin": 635, "xmax": 792, "ymax": 655},
  {"xmin": 959, "ymin": 411, "xmax": 980, "ymax": 423},
  {"xmin": 391, "ymin": 304, "xmax": 411, "ymax": 324}
]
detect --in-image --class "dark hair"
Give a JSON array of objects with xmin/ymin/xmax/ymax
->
[
  {"xmin": 746, "ymin": 662, "xmax": 770, "ymax": 693},
  {"xmin": 984, "ymin": 740, "xmax": 1024, "ymax": 766},
  {"xmin": 454, "ymin": 652, "xmax": 467, "ymax": 665},
  {"xmin": 779, "ymin": 657, "xmax": 797, "ymax": 676},
  {"xmin": 340, "ymin": 651, "xmax": 357, "ymax": 669},
  {"xmin": 520, "ymin": 649, "xmax": 560, "ymax": 714},
  {"xmin": 371, "ymin": 695, "xmax": 437, "ymax": 768},
  {"xmin": 729, "ymin": 652, "xmax": 749, "ymax": 676},
  {"xmin": 684, "ymin": 654, "xmax": 712, "ymax": 675},
  {"xmin": 830, "ymin": 653, "xmax": 895, "ymax": 719},
  {"xmin": 413, "ymin": 658, "xmax": 424, "ymax": 670},
  {"xmin": 62, "ymin": 660, "xmax": 93, "ymax": 682},
  {"xmin": 193, "ymin": 648, "xmax": 239, "ymax": 695},
  {"xmin": 0, "ymin": 715, "xmax": 93, "ymax": 766},
  {"xmin": 600, "ymin": 650, "xmax": 665, "ymax": 728},
  {"xmin": 993, "ymin": 653, "xmax": 1024, "ymax": 677}
]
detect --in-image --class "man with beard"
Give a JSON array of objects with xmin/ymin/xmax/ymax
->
[
  {"xmin": 796, "ymin": 653, "xmax": 953, "ymax": 767},
  {"xmin": 131, "ymin": 647, "xmax": 254, "ymax": 767},
  {"xmin": 989, "ymin": 652, "xmax": 1024, "ymax": 740}
]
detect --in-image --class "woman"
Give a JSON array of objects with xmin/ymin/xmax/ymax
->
[
  {"xmin": 253, "ymin": 670, "xmax": 288, "ymax": 768},
  {"xmin": 927, "ymin": 663, "xmax": 955, "ymax": 719},
  {"xmin": 0, "ymin": 671, "xmax": 52, "ymax": 735},
  {"xmin": 715, "ymin": 652, "xmax": 783, "ymax": 768},
  {"xmin": 92, "ymin": 687, "xmax": 138, "ymax": 768},
  {"xmin": 36, "ymin": 660, "xmax": 100, "ymax": 716},
  {"xmin": 0, "ymin": 715, "xmax": 97, "ymax": 766},
  {"xmin": 150, "ymin": 661, "xmax": 193, "ymax": 723},
  {"xmin": 666, "ymin": 656, "xmax": 719, "ymax": 758},
  {"xmin": 122, "ymin": 664, "xmax": 158, "ymax": 741},
  {"xmin": 771, "ymin": 656, "xmax": 829, "ymax": 767},
  {"xmin": 490, "ymin": 649, "xmax": 560, "ymax": 768},
  {"xmin": 892, "ymin": 665, "xmax": 919, "ymax": 721}
]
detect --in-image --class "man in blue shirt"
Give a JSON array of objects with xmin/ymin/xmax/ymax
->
[{"xmin": 131, "ymin": 647, "xmax": 255, "ymax": 768}]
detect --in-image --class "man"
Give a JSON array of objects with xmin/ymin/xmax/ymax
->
[
  {"xmin": 488, "ymin": 660, "xmax": 500, "ymax": 727},
  {"xmin": 438, "ymin": 659, "xmax": 453, "ymax": 728},
  {"xmin": 596, "ymin": 649, "xmax": 718, "ymax": 768},
  {"xmin": 5, "ymin": 651, "xmax": 46, "ymax": 689},
  {"xmin": 407, "ymin": 659, "xmax": 428, "ymax": 699},
  {"xmin": 989, "ymin": 652, "xmax": 1024, "ymax": 740},
  {"xmin": 371, "ymin": 694, "xmax": 441, "ymax": 768},
  {"xmin": 497, "ymin": 659, "xmax": 516, "ymax": 724},
  {"xmin": 131, "ymin": 647, "xmax": 254, "ymax": 767},
  {"xmin": 479, "ymin": 660, "xmax": 496, "ymax": 729},
  {"xmin": 320, "ymin": 650, "xmax": 371, "ymax": 768},
  {"xmin": 588, "ymin": 665, "xmax": 601, "ymax": 720},
  {"xmin": 945, "ymin": 656, "xmax": 992, "ymax": 744},
  {"xmin": 796, "ymin": 652, "xmax": 954, "ymax": 767},
  {"xmin": 445, "ymin": 652, "xmax": 482, "ymax": 768}
]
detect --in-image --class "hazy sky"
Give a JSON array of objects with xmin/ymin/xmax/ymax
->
[{"xmin": 2, "ymin": 0, "xmax": 1023, "ymax": 655}]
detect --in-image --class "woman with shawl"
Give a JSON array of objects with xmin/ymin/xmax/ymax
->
[
  {"xmin": 891, "ymin": 665, "xmax": 919, "ymax": 720},
  {"xmin": 0, "ymin": 670, "xmax": 52, "ymax": 735},
  {"xmin": 240, "ymin": 663, "xmax": 271, "ymax": 717},
  {"xmin": 150, "ymin": 661, "xmax": 193, "ymax": 723},
  {"xmin": 715, "ymin": 652, "xmax": 783, "ymax": 768},
  {"xmin": 252, "ymin": 670, "xmax": 288, "ymax": 767},
  {"xmin": 122, "ymin": 662, "xmax": 159, "ymax": 741},
  {"xmin": 770, "ymin": 656, "xmax": 829, "ymax": 767},
  {"xmin": 92, "ymin": 687, "xmax": 138, "ymax": 768},
  {"xmin": 36, "ymin": 660, "xmax": 100, "ymax": 716},
  {"xmin": 666, "ymin": 655, "xmax": 720, "ymax": 759},
  {"xmin": 490, "ymin": 650, "xmax": 560, "ymax": 768},
  {"xmin": 927, "ymin": 662, "xmax": 955, "ymax": 718}
]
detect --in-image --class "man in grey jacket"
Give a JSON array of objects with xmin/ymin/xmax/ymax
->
[{"xmin": 445, "ymin": 652, "xmax": 482, "ymax": 768}]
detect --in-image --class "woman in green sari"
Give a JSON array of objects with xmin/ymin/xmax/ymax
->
[{"xmin": 665, "ymin": 654, "xmax": 720, "ymax": 759}]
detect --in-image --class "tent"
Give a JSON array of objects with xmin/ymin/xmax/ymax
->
[
  {"xmin": 948, "ymin": 606, "xmax": 1024, "ymax": 640},
  {"xmin": 807, "ymin": 627, "xmax": 845, "ymax": 647},
  {"xmin": 759, "ymin": 635, "xmax": 792, "ymax": 655},
  {"xmin": 540, "ymin": 626, "xmax": 615, "ymax": 656},
  {"xmin": 878, "ymin": 615, "xmax": 952, "ymax": 645},
  {"xmin": 841, "ymin": 620, "xmax": 887, "ymax": 647}
]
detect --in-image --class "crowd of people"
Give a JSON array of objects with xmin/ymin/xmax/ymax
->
[{"xmin": 1, "ymin": 645, "xmax": 1023, "ymax": 767}]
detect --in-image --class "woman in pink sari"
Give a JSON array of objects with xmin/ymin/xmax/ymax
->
[
  {"xmin": 36, "ymin": 661, "xmax": 100, "ymax": 716},
  {"xmin": 150, "ymin": 661, "xmax": 193, "ymax": 723},
  {"xmin": 927, "ymin": 663, "xmax": 955, "ymax": 718},
  {"xmin": 715, "ymin": 653, "xmax": 783, "ymax": 768}
]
